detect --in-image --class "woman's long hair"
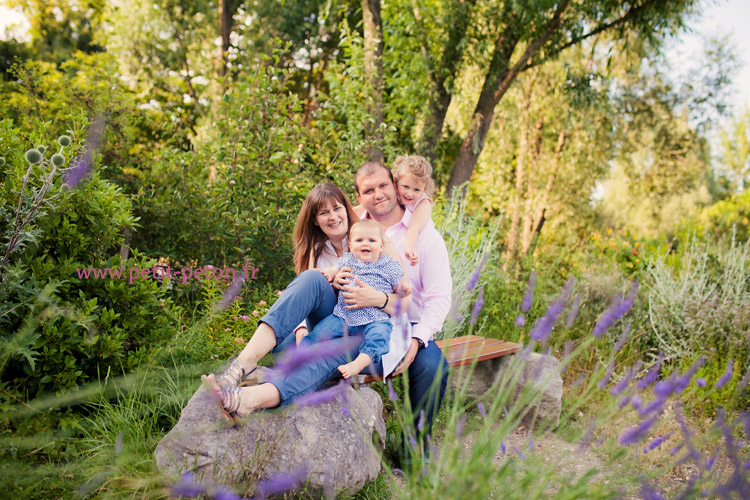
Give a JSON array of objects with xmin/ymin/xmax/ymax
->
[{"xmin": 293, "ymin": 184, "xmax": 358, "ymax": 273}]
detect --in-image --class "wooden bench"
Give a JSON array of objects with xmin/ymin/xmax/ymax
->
[{"xmin": 360, "ymin": 335, "xmax": 521, "ymax": 383}]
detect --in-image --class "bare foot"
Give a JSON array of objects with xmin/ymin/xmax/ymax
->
[{"xmin": 338, "ymin": 362, "xmax": 361, "ymax": 379}]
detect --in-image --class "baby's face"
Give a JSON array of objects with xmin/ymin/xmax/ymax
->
[
  {"xmin": 396, "ymin": 174, "xmax": 427, "ymax": 204},
  {"xmin": 349, "ymin": 225, "xmax": 384, "ymax": 263}
]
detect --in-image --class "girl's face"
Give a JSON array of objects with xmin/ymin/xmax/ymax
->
[
  {"xmin": 315, "ymin": 199, "xmax": 348, "ymax": 241},
  {"xmin": 396, "ymin": 174, "xmax": 427, "ymax": 204}
]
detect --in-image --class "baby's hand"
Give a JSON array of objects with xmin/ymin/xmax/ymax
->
[
  {"xmin": 319, "ymin": 267, "xmax": 337, "ymax": 283},
  {"xmin": 405, "ymin": 247, "xmax": 419, "ymax": 266},
  {"xmin": 397, "ymin": 277, "xmax": 412, "ymax": 298}
]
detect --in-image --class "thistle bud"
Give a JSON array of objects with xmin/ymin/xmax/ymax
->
[
  {"xmin": 0, "ymin": 157, "xmax": 5, "ymax": 167},
  {"xmin": 36, "ymin": 145, "xmax": 46, "ymax": 154},
  {"xmin": 60, "ymin": 183, "xmax": 71, "ymax": 193},
  {"xmin": 25, "ymin": 149, "xmax": 42, "ymax": 164},
  {"xmin": 51, "ymin": 154, "xmax": 65, "ymax": 167},
  {"xmin": 58, "ymin": 135, "xmax": 72, "ymax": 147}
]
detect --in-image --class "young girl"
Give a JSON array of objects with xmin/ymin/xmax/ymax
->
[{"xmin": 392, "ymin": 155, "xmax": 435, "ymax": 266}]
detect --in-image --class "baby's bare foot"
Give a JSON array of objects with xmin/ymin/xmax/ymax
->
[{"xmin": 338, "ymin": 363, "xmax": 360, "ymax": 379}]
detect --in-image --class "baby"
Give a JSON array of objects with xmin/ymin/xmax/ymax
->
[
  {"xmin": 392, "ymin": 155, "xmax": 435, "ymax": 266},
  {"xmin": 308, "ymin": 219, "xmax": 404, "ymax": 378}
]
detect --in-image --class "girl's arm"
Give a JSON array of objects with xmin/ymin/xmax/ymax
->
[
  {"xmin": 383, "ymin": 236, "xmax": 412, "ymax": 297},
  {"xmin": 404, "ymin": 198, "xmax": 433, "ymax": 266}
]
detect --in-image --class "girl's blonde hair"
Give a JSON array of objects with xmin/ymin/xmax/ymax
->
[
  {"xmin": 293, "ymin": 184, "xmax": 358, "ymax": 274},
  {"xmin": 392, "ymin": 155, "xmax": 435, "ymax": 197}
]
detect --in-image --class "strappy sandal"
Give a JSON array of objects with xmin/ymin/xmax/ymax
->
[
  {"xmin": 214, "ymin": 360, "xmax": 258, "ymax": 388},
  {"xmin": 201, "ymin": 375, "xmax": 258, "ymax": 426}
]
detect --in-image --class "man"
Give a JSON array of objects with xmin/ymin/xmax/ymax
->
[{"xmin": 338, "ymin": 160, "xmax": 452, "ymax": 464}]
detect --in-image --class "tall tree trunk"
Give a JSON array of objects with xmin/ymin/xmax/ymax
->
[
  {"xmin": 521, "ymin": 128, "xmax": 567, "ymax": 256},
  {"xmin": 503, "ymin": 78, "xmax": 533, "ymax": 272},
  {"xmin": 521, "ymin": 110, "xmax": 546, "ymax": 254},
  {"xmin": 363, "ymin": 0, "xmax": 385, "ymax": 163},
  {"xmin": 447, "ymin": 0, "xmax": 570, "ymax": 193},
  {"xmin": 416, "ymin": 0, "xmax": 478, "ymax": 163},
  {"xmin": 217, "ymin": 0, "xmax": 235, "ymax": 77}
]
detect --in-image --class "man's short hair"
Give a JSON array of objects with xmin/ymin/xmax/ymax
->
[{"xmin": 355, "ymin": 161, "xmax": 394, "ymax": 194}]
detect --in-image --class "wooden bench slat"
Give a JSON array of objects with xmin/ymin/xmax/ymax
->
[{"xmin": 359, "ymin": 335, "xmax": 521, "ymax": 384}]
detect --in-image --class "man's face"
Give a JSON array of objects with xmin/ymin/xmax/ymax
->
[{"xmin": 356, "ymin": 168, "xmax": 398, "ymax": 218}]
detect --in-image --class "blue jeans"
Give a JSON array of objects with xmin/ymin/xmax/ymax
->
[
  {"xmin": 301, "ymin": 313, "xmax": 391, "ymax": 365},
  {"xmin": 259, "ymin": 269, "xmax": 449, "ymax": 457}
]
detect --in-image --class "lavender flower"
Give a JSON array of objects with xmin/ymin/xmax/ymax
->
[
  {"xmin": 417, "ymin": 410, "xmax": 425, "ymax": 432},
  {"xmin": 407, "ymin": 427, "xmax": 417, "ymax": 449},
  {"xmin": 528, "ymin": 435, "xmax": 534, "ymax": 450},
  {"xmin": 610, "ymin": 361, "xmax": 642, "ymax": 396},
  {"xmin": 619, "ymin": 415, "xmax": 658, "ymax": 445},
  {"xmin": 638, "ymin": 397, "xmax": 665, "ymax": 416},
  {"xmin": 477, "ymin": 402, "xmax": 487, "ymax": 418},
  {"xmin": 715, "ymin": 359, "xmax": 733, "ymax": 389},
  {"xmin": 696, "ymin": 378, "xmax": 707, "ymax": 387},
  {"xmin": 211, "ymin": 485, "xmax": 242, "ymax": 500},
  {"xmin": 387, "ymin": 379, "xmax": 397, "ymax": 401},
  {"xmin": 637, "ymin": 355, "xmax": 663, "ymax": 390},
  {"xmin": 529, "ymin": 279, "xmax": 574, "ymax": 343},
  {"xmin": 671, "ymin": 443, "xmax": 684, "ymax": 455},
  {"xmin": 598, "ymin": 360, "xmax": 615, "ymax": 389},
  {"xmin": 466, "ymin": 253, "xmax": 488, "ymax": 292},
  {"xmin": 643, "ymin": 432, "xmax": 673, "ymax": 454},
  {"xmin": 630, "ymin": 395, "xmax": 643, "ymax": 411},
  {"xmin": 520, "ymin": 272, "xmax": 537, "ymax": 313},
  {"xmin": 565, "ymin": 294, "xmax": 580, "ymax": 328},
  {"xmin": 639, "ymin": 480, "xmax": 665, "ymax": 500},
  {"xmin": 500, "ymin": 442, "xmax": 506, "ymax": 455},
  {"xmin": 469, "ymin": 285, "xmax": 485, "ymax": 325},
  {"xmin": 256, "ymin": 469, "xmax": 308, "ymax": 499},
  {"xmin": 613, "ymin": 321, "xmax": 632, "ymax": 353},
  {"xmin": 275, "ymin": 336, "xmax": 361, "ymax": 376},
  {"xmin": 592, "ymin": 280, "xmax": 638, "ymax": 338},
  {"xmin": 342, "ymin": 405, "xmax": 351, "ymax": 418},
  {"xmin": 618, "ymin": 395, "xmax": 631, "ymax": 409},
  {"xmin": 64, "ymin": 115, "xmax": 105, "ymax": 188},
  {"xmin": 214, "ymin": 277, "xmax": 245, "ymax": 312},
  {"xmin": 515, "ymin": 314, "xmax": 526, "ymax": 327},
  {"xmin": 512, "ymin": 446, "xmax": 526, "ymax": 460},
  {"xmin": 172, "ymin": 472, "xmax": 204, "ymax": 497},
  {"xmin": 295, "ymin": 382, "xmax": 347, "ymax": 409},
  {"xmin": 455, "ymin": 414, "xmax": 467, "ymax": 440}
]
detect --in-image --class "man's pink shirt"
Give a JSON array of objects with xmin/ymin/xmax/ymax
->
[{"xmin": 361, "ymin": 207, "xmax": 452, "ymax": 346}]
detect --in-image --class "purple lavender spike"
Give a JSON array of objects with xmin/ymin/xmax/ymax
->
[
  {"xmin": 417, "ymin": 410, "xmax": 425, "ymax": 432},
  {"xmin": 466, "ymin": 253, "xmax": 488, "ymax": 292},
  {"xmin": 715, "ymin": 359, "xmax": 733, "ymax": 389},
  {"xmin": 643, "ymin": 432, "xmax": 673, "ymax": 453},
  {"xmin": 619, "ymin": 415, "xmax": 658, "ymax": 445},
  {"xmin": 671, "ymin": 443, "xmax": 684, "ymax": 455},
  {"xmin": 529, "ymin": 278, "xmax": 574, "ymax": 343},
  {"xmin": 520, "ymin": 272, "xmax": 537, "ymax": 313},
  {"xmin": 598, "ymin": 360, "xmax": 615, "ymax": 390},
  {"xmin": 469, "ymin": 286, "xmax": 485, "ymax": 325},
  {"xmin": 639, "ymin": 480, "xmax": 665, "ymax": 500},
  {"xmin": 172, "ymin": 472, "xmax": 205, "ymax": 497},
  {"xmin": 564, "ymin": 294, "xmax": 581, "ymax": 328},
  {"xmin": 295, "ymin": 382, "xmax": 347, "ymax": 408},
  {"xmin": 64, "ymin": 115, "xmax": 105, "ymax": 188},
  {"xmin": 455, "ymin": 414, "xmax": 467, "ymax": 440},
  {"xmin": 477, "ymin": 402, "xmax": 487, "ymax": 418},
  {"xmin": 613, "ymin": 321, "xmax": 632, "ymax": 353},
  {"xmin": 696, "ymin": 378, "xmax": 707, "ymax": 387},
  {"xmin": 274, "ymin": 336, "xmax": 361, "ymax": 376},
  {"xmin": 211, "ymin": 485, "xmax": 242, "ymax": 500},
  {"xmin": 387, "ymin": 379, "xmax": 398, "ymax": 401},
  {"xmin": 407, "ymin": 427, "xmax": 417, "ymax": 449},
  {"xmin": 639, "ymin": 397, "xmax": 666, "ymax": 416},
  {"xmin": 610, "ymin": 362, "xmax": 640, "ymax": 396},
  {"xmin": 630, "ymin": 395, "xmax": 643, "ymax": 411},
  {"xmin": 637, "ymin": 355, "xmax": 663, "ymax": 390},
  {"xmin": 515, "ymin": 314, "xmax": 526, "ymax": 327},
  {"xmin": 214, "ymin": 277, "xmax": 245, "ymax": 312},
  {"xmin": 512, "ymin": 446, "xmax": 526, "ymax": 460},
  {"xmin": 592, "ymin": 281, "xmax": 638, "ymax": 338},
  {"xmin": 256, "ymin": 469, "xmax": 309, "ymax": 499}
]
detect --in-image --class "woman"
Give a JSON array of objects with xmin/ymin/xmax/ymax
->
[{"xmin": 203, "ymin": 183, "xmax": 408, "ymax": 423}]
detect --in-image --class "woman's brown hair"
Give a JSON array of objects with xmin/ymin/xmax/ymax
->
[{"xmin": 293, "ymin": 183, "xmax": 358, "ymax": 274}]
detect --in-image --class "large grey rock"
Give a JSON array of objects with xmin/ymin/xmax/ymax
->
[
  {"xmin": 451, "ymin": 351, "xmax": 562, "ymax": 430},
  {"xmin": 155, "ymin": 379, "xmax": 386, "ymax": 497}
]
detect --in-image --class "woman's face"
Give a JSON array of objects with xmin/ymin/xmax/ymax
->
[{"xmin": 315, "ymin": 199, "xmax": 348, "ymax": 241}]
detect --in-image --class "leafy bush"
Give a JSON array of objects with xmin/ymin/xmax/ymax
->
[
  {"xmin": 0, "ymin": 126, "xmax": 179, "ymax": 400},
  {"xmin": 646, "ymin": 234, "xmax": 750, "ymax": 412}
]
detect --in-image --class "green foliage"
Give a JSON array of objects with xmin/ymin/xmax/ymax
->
[{"xmin": 679, "ymin": 188, "xmax": 750, "ymax": 244}]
